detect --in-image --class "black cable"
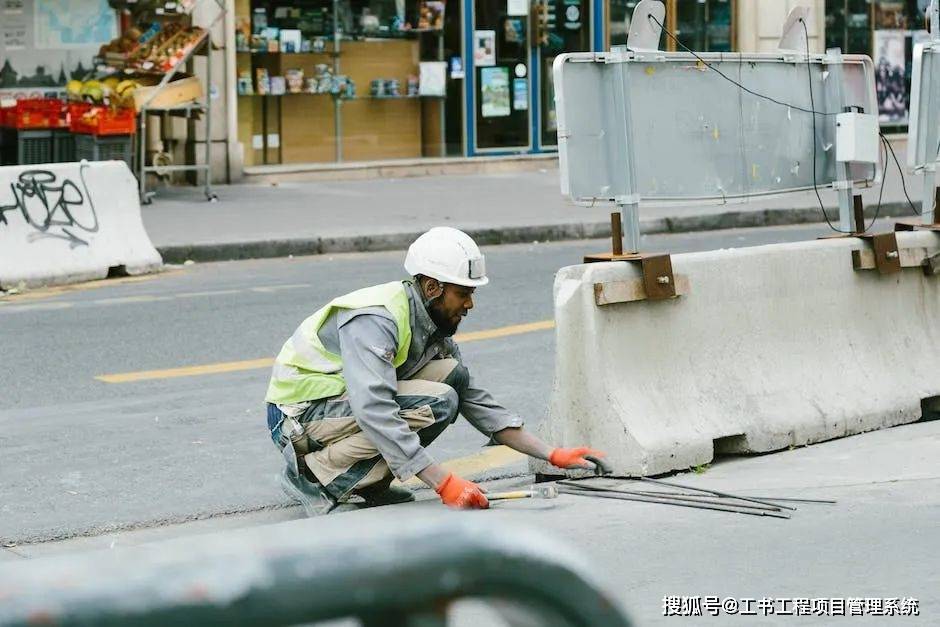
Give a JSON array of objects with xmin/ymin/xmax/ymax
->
[
  {"xmin": 871, "ymin": 135, "xmax": 889, "ymax": 228},
  {"xmin": 647, "ymin": 13, "xmax": 838, "ymax": 117},
  {"xmin": 881, "ymin": 131, "xmax": 921, "ymax": 216},
  {"xmin": 799, "ymin": 18, "xmax": 858, "ymax": 234},
  {"xmin": 648, "ymin": 12, "xmax": 895, "ymax": 233}
]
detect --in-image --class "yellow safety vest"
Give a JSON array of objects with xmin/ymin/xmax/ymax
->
[{"xmin": 265, "ymin": 281, "xmax": 412, "ymax": 404}]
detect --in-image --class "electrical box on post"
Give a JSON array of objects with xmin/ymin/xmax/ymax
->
[{"xmin": 835, "ymin": 111, "xmax": 879, "ymax": 164}]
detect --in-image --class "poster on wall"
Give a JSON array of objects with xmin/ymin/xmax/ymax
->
[
  {"xmin": 0, "ymin": 0, "xmax": 116, "ymax": 97},
  {"xmin": 419, "ymin": 61, "xmax": 447, "ymax": 96},
  {"xmin": 474, "ymin": 30, "xmax": 496, "ymax": 67},
  {"xmin": 874, "ymin": 29, "xmax": 907, "ymax": 123},
  {"xmin": 480, "ymin": 66, "xmax": 510, "ymax": 117}
]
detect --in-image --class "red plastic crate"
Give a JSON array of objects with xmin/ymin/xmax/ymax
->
[
  {"xmin": 66, "ymin": 102, "xmax": 92, "ymax": 129},
  {"xmin": 69, "ymin": 105, "xmax": 136, "ymax": 136},
  {"xmin": 2, "ymin": 99, "xmax": 67, "ymax": 129},
  {"xmin": 0, "ymin": 106, "xmax": 14, "ymax": 128}
]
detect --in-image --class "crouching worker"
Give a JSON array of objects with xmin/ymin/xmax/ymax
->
[{"xmin": 264, "ymin": 227, "xmax": 604, "ymax": 516}]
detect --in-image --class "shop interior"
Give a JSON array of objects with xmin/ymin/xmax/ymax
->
[{"xmin": 235, "ymin": 0, "xmax": 463, "ymax": 165}]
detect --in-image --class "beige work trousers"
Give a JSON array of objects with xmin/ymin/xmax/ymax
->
[{"xmin": 294, "ymin": 358, "xmax": 462, "ymax": 500}]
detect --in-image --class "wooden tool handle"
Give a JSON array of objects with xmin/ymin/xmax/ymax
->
[{"xmin": 487, "ymin": 491, "xmax": 532, "ymax": 501}]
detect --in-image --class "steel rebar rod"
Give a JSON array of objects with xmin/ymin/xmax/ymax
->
[
  {"xmin": 556, "ymin": 480, "xmax": 782, "ymax": 512},
  {"xmin": 622, "ymin": 490, "xmax": 836, "ymax": 505},
  {"xmin": 556, "ymin": 487, "xmax": 792, "ymax": 519},
  {"xmin": 571, "ymin": 475, "xmax": 796, "ymax": 511},
  {"xmin": 636, "ymin": 476, "xmax": 797, "ymax": 511}
]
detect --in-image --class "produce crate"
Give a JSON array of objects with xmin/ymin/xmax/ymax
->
[
  {"xmin": 66, "ymin": 102, "xmax": 92, "ymax": 126},
  {"xmin": 70, "ymin": 105, "xmax": 137, "ymax": 136},
  {"xmin": 2, "ymin": 99, "xmax": 67, "ymax": 130},
  {"xmin": 17, "ymin": 129, "xmax": 54, "ymax": 164},
  {"xmin": 52, "ymin": 129, "xmax": 76, "ymax": 162},
  {"xmin": 74, "ymin": 133, "xmax": 134, "ymax": 168}
]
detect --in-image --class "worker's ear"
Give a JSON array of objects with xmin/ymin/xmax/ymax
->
[{"xmin": 425, "ymin": 279, "xmax": 444, "ymax": 299}]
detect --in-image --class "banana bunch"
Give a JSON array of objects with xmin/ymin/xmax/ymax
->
[
  {"xmin": 114, "ymin": 79, "xmax": 142, "ymax": 108},
  {"xmin": 79, "ymin": 79, "xmax": 104, "ymax": 102},
  {"xmin": 67, "ymin": 77, "xmax": 141, "ymax": 107}
]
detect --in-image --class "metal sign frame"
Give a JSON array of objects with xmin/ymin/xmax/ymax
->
[{"xmin": 555, "ymin": 5, "xmax": 879, "ymax": 252}]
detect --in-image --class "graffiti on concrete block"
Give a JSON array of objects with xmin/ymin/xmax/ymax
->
[{"xmin": 0, "ymin": 166, "xmax": 99, "ymax": 248}]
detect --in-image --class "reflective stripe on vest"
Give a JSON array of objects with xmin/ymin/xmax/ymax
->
[{"xmin": 265, "ymin": 281, "xmax": 412, "ymax": 404}]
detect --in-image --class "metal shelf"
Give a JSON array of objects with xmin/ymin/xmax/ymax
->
[{"xmin": 137, "ymin": 0, "xmax": 225, "ymax": 204}]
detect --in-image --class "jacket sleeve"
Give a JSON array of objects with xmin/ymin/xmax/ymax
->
[{"xmin": 337, "ymin": 313, "xmax": 435, "ymax": 480}]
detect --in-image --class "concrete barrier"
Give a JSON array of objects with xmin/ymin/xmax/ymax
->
[
  {"xmin": 533, "ymin": 231, "xmax": 940, "ymax": 477},
  {"xmin": 0, "ymin": 161, "xmax": 162, "ymax": 289}
]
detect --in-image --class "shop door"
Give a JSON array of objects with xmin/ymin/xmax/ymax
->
[
  {"xmin": 537, "ymin": 0, "xmax": 591, "ymax": 148},
  {"xmin": 472, "ymin": 0, "xmax": 532, "ymax": 151}
]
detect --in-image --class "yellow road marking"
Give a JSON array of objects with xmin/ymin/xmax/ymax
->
[
  {"xmin": 96, "ymin": 358, "xmax": 277, "ymax": 384},
  {"xmin": 453, "ymin": 319, "xmax": 555, "ymax": 342},
  {"xmin": 96, "ymin": 318, "xmax": 555, "ymax": 384},
  {"xmin": 397, "ymin": 445, "xmax": 527, "ymax": 488}
]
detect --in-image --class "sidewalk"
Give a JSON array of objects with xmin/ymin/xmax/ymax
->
[{"xmin": 145, "ymin": 139, "xmax": 930, "ymax": 263}]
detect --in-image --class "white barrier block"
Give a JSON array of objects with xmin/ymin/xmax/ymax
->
[
  {"xmin": 0, "ymin": 161, "xmax": 162, "ymax": 289},
  {"xmin": 534, "ymin": 231, "xmax": 940, "ymax": 477}
]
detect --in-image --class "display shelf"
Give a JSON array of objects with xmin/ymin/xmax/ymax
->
[
  {"xmin": 237, "ymin": 93, "xmax": 440, "ymax": 100},
  {"xmin": 238, "ymin": 29, "xmax": 444, "ymax": 54},
  {"xmin": 241, "ymin": 0, "xmax": 446, "ymax": 164},
  {"xmin": 238, "ymin": 50, "xmax": 339, "ymax": 56},
  {"xmin": 238, "ymin": 92, "xmax": 341, "ymax": 98},
  {"xmin": 137, "ymin": 0, "xmax": 225, "ymax": 203},
  {"xmin": 366, "ymin": 94, "xmax": 442, "ymax": 100}
]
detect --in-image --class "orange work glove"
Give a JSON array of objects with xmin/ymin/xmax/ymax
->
[
  {"xmin": 549, "ymin": 447, "xmax": 606, "ymax": 470},
  {"xmin": 436, "ymin": 473, "xmax": 489, "ymax": 509}
]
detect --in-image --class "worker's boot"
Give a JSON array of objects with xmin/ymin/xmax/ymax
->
[
  {"xmin": 278, "ymin": 467, "xmax": 337, "ymax": 517},
  {"xmin": 353, "ymin": 477, "xmax": 415, "ymax": 507}
]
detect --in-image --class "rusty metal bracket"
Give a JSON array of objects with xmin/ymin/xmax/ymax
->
[
  {"xmin": 852, "ymin": 232, "xmax": 901, "ymax": 274},
  {"xmin": 584, "ymin": 213, "xmax": 683, "ymax": 304}
]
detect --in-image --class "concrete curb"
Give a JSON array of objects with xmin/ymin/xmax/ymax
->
[{"xmin": 156, "ymin": 201, "xmax": 918, "ymax": 264}]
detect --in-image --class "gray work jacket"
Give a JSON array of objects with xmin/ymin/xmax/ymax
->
[{"xmin": 282, "ymin": 281, "xmax": 523, "ymax": 480}]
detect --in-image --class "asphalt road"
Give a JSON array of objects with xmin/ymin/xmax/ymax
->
[{"xmin": 1, "ymin": 223, "xmax": 838, "ymax": 543}]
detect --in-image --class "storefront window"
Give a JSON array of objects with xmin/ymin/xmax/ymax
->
[
  {"xmin": 609, "ymin": 0, "xmax": 640, "ymax": 47},
  {"xmin": 473, "ymin": 0, "xmax": 530, "ymax": 151},
  {"xmin": 540, "ymin": 0, "xmax": 592, "ymax": 147},
  {"xmin": 237, "ymin": 0, "xmax": 456, "ymax": 165},
  {"xmin": 826, "ymin": 0, "xmax": 932, "ymax": 126},
  {"xmin": 608, "ymin": 0, "xmax": 733, "ymax": 52}
]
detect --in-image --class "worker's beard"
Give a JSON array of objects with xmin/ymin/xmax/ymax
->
[{"xmin": 427, "ymin": 299, "xmax": 462, "ymax": 337}]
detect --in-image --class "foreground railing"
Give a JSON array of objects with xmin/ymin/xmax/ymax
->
[{"xmin": 0, "ymin": 511, "xmax": 630, "ymax": 627}]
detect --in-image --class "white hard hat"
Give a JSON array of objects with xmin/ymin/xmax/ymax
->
[{"xmin": 404, "ymin": 227, "xmax": 489, "ymax": 287}]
